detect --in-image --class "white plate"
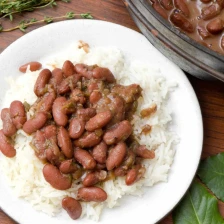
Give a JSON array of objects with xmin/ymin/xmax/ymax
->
[{"xmin": 0, "ymin": 20, "xmax": 203, "ymax": 224}]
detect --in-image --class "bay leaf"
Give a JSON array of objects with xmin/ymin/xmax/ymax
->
[
  {"xmin": 173, "ymin": 180, "xmax": 224, "ymax": 224},
  {"xmin": 198, "ymin": 153, "xmax": 224, "ymax": 201}
]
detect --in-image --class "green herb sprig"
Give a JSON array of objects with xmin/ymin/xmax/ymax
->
[
  {"xmin": 0, "ymin": 12, "xmax": 93, "ymax": 32},
  {"xmin": 0, "ymin": 0, "xmax": 69, "ymax": 20}
]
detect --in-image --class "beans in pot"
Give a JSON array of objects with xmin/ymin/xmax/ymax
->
[{"xmin": 147, "ymin": 0, "xmax": 224, "ymax": 54}]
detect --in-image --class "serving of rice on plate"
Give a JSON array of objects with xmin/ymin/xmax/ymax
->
[{"xmin": 0, "ymin": 40, "xmax": 178, "ymax": 221}]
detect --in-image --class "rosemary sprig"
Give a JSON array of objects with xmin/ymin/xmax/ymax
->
[
  {"xmin": 0, "ymin": 0, "xmax": 68, "ymax": 20},
  {"xmin": 0, "ymin": 12, "xmax": 93, "ymax": 32}
]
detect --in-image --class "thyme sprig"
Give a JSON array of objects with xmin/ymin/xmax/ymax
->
[
  {"xmin": 0, "ymin": 0, "xmax": 69, "ymax": 20},
  {"xmin": 0, "ymin": 12, "xmax": 93, "ymax": 32}
]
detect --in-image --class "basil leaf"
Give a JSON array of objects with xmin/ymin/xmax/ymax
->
[
  {"xmin": 173, "ymin": 180, "xmax": 224, "ymax": 224},
  {"xmin": 198, "ymin": 153, "xmax": 224, "ymax": 201}
]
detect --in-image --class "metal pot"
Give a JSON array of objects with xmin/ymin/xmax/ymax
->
[{"xmin": 123, "ymin": 0, "xmax": 224, "ymax": 81}]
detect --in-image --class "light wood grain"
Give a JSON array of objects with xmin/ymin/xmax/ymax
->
[{"xmin": 1, "ymin": 0, "xmax": 224, "ymax": 224}]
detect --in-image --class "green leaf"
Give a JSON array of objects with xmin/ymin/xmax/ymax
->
[
  {"xmin": 65, "ymin": 11, "xmax": 74, "ymax": 19},
  {"xmin": 44, "ymin": 16, "xmax": 53, "ymax": 23},
  {"xmin": 198, "ymin": 153, "xmax": 224, "ymax": 201},
  {"xmin": 19, "ymin": 26, "xmax": 26, "ymax": 32},
  {"xmin": 30, "ymin": 18, "xmax": 37, "ymax": 22},
  {"xmin": 80, "ymin": 13, "xmax": 93, "ymax": 19},
  {"xmin": 173, "ymin": 180, "xmax": 224, "ymax": 224}
]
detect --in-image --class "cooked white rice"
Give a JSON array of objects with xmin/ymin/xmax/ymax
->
[{"xmin": 0, "ymin": 42, "xmax": 178, "ymax": 221}]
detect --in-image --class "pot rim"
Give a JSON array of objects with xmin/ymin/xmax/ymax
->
[{"xmin": 140, "ymin": 0, "xmax": 224, "ymax": 61}]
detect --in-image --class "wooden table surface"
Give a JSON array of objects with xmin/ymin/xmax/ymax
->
[{"xmin": 0, "ymin": 0, "xmax": 224, "ymax": 223}]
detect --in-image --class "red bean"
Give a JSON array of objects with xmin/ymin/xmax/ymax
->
[
  {"xmin": 82, "ymin": 170, "xmax": 107, "ymax": 187},
  {"xmin": 74, "ymin": 63, "xmax": 94, "ymax": 79},
  {"xmin": 69, "ymin": 118, "xmax": 85, "ymax": 139},
  {"xmin": 134, "ymin": 145, "xmax": 155, "ymax": 159},
  {"xmin": 103, "ymin": 120, "xmax": 132, "ymax": 145},
  {"xmin": 125, "ymin": 165, "xmax": 146, "ymax": 186},
  {"xmin": 52, "ymin": 97, "xmax": 68, "ymax": 126},
  {"xmin": 34, "ymin": 69, "xmax": 52, "ymax": 97},
  {"xmin": 62, "ymin": 197, "xmax": 82, "ymax": 220},
  {"xmin": 201, "ymin": 4, "xmax": 221, "ymax": 20},
  {"xmin": 70, "ymin": 88, "xmax": 86, "ymax": 105},
  {"xmin": 206, "ymin": 18, "xmax": 224, "ymax": 34},
  {"xmin": 77, "ymin": 187, "xmax": 107, "ymax": 202},
  {"xmin": 92, "ymin": 67, "xmax": 116, "ymax": 83},
  {"xmin": 57, "ymin": 75, "xmax": 79, "ymax": 95},
  {"xmin": 45, "ymin": 139, "xmax": 61, "ymax": 165},
  {"xmin": 170, "ymin": 10, "xmax": 194, "ymax": 33},
  {"xmin": 74, "ymin": 148, "xmax": 96, "ymax": 170},
  {"xmin": 1, "ymin": 108, "xmax": 17, "ymax": 137},
  {"xmin": 89, "ymin": 91, "xmax": 102, "ymax": 104},
  {"xmin": 58, "ymin": 126, "xmax": 73, "ymax": 159},
  {"xmin": 88, "ymin": 82, "xmax": 100, "ymax": 94},
  {"xmin": 106, "ymin": 142, "xmax": 127, "ymax": 170},
  {"xmin": 92, "ymin": 141, "xmax": 108, "ymax": 164},
  {"xmin": 10, "ymin": 101, "xmax": 27, "ymax": 129},
  {"xmin": 50, "ymin": 68, "xmax": 64, "ymax": 92},
  {"xmin": 37, "ymin": 90, "xmax": 56, "ymax": 113},
  {"xmin": 52, "ymin": 68, "xmax": 63, "ymax": 84},
  {"xmin": 62, "ymin": 60, "xmax": 75, "ymax": 77},
  {"xmin": 32, "ymin": 130, "xmax": 46, "ymax": 161},
  {"xmin": 74, "ymin": 131, "xmax": 102, "ymax": 148},
  {"xmin": 125, "ymin": 169, "xmax": 138, "ymax": 186},
  {"xmin": 152, "ymin": 0, "xmax": 168, "ymax": 19},
  {"xmin": 0, "ymin": 130, "xmax": 16, "ymax": 158},
  {"xmin": 43, "ymin": 164, "xmax": 72, "ymax": 190},
  {"xmin": 19, "ymin": 61, "xmax": 42, "ymax": 73},
  {"xmin": 59, "ymin": 159, "xmax": 78, "ymax": 174},
  {"xmin": 96, "ymin": 94, "xmax": 125, "ymax": 125},
  {"xmin": 85, "ymin": 111, "xmax": 112, "ymax": 131},
  {"xmin": 77, "ymin": 108, "xmax": 96, "ymax": 121},
  {"xmin": 114, "ymin": 150, "xmax": 135, "ymax": 177},
  {"xmin": 174, "ymin": 0, "xmax": 190, "ymax": 17},
  {"xmin": 43, "ymin": 124, "xmax": 57, "ymax": 143},
  {"xmin": 23, "ymin": 112, "xmax": 48, "ymax": 135}
]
